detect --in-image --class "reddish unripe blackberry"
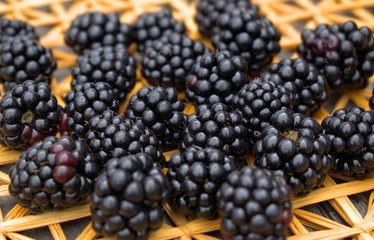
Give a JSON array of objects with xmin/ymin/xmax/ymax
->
[
  {"xmin": 254, "ymin": 108, "xmax": 334, "ymax": 196},
  {"xmin": 91, "ymin": 153, "xmax": 168, "ymax": 239},
  {"xmin": 217, "ymin": 167, "xmax": 292, "ymax": 239},
  {"xmin": 0, "ymin": 80, "xmax": 61, "ymax": 150},
  {"xmin": 8, "ymin": 136, "xmax": 101, "ymax": 214},
  {"xmin": 322, "ymin": 107, "xmax": 374, "ymax": 179}
]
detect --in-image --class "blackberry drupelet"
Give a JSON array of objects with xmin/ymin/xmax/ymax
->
[
  {"xmin": 185, "ymin": 51, "xmax": 249, "ymax": 107},
  {"xmin": 86, "ymin": 110, "xmax": 165, "ymax": 167},
  {"xmin": 91, "ymin": 153, "xmax": 168, "ymax": 239},
  {"xmin": 64, "ymin": 12, "xmax": 133, "ymax": 54},
  {"xmin": 141, "ymin": 33, "xmax": 210, "ymax": 91},
  {"xmin": 212, "ymin": 9, "xmax": 281, "ymax": 77},
  {"xmin": 8, "ymin": 136, "xmax": 101, "ymax": 214},
  {"xmin": 370, "ymin": 91, "xmax": 374, "ymax": 110},
  {"xmin": 0, "ymin": 18, "xmax": 38, "ymax": 43},
  {"xmin": 132, "ymin": 8, "xmax": 186, "ymax": 53},
  {"xmin": 180, "ymin": 103, "xmax": 249, "ymax": 159},
  {"xmin": 217, "ymin": 166, "xmax": 292, "ymax": 239},
  {"xmin": 125, "ymin": 86, "xmax": 186, "ymax": 149},
  {"xmin": 195, "ymin": 0, "xmax": 259, "ymax": 38},
  {"xmin": 262, "ymin": 58, "xmax": 330, "ymax": 116},
  {"xmin": 297, "ymin": 21, "xmax": 374, "ymax": 91},
  {"xmin": 71, "ymin": 46, "xmax": 136, "ymax": 102},
  {"xmin": 64, "ymin": 82, "xmax": 119, "ymax": 139},
  {"xmin": 0, "ymin": 38, "xmax": 56, "ymax": 91},
  {"xmin": 254, "ymin": 108, "xmax": 334, "ymax": 196},
  {"xmin": 322, "ymin": 107, "xmax": 374, "ymax": 179},
  {"xmin": 0, "ymin": 80, "xmax": 61, "ymax": 150},
  {"xmin": 232, "ymin": 80, "xmax": 294, "ymax": 142},
  {"xmin": 167, "ymin": 147, "xmax": 236, "ymax": 219}
]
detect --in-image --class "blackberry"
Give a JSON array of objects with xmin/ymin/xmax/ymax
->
[
  {"xmin": 64, "ymin": 12, "xmax": 133, "ymax": 54},
  {"xmin": 64, "ymin": 82, "xmax": 119, "ymax": 139},
  {"xmin": 71, "ymin": 46, "xmax": 136, "ymax": 102},
  {"xmin": 132, "ymin": 8, "xmax": 186, "ymax": 53},
  {"xmin": 0, "ymin": 18, "xmax": 38, "ymax": 43},
  {"xmin": 185, "ymin": 51, "xmax": 249, "ymax": 107},
  {"xmin": 0, "ymin": 38, "xmax": 56, "ymax": 91},
  {"xmin": 86, "ymin": 110, "xmax": 165, "ymax": 167},
  {"xmin": 0, "ymin": 81, "xmax": 61, "ymax": 150},
  {"xmin": 262, "ymin": 58, "xmax": 330, "ymax": 116},
  {"xmin": 167, "ymin": 147, "xmax": 236, "ymax": 219},
  {"xmin": 254, "ymin": 108, "xmax": 334, "ymax": 196},
  {"xmin": 125, "ymin": 86, "xmax": 186, "ymax": 149},
  {"xmin": 217, "ymin": 167, "xmax": 292, "ymax": 239},
  {"xmin": 297, "ymin": 21, "xmax": 374, "ymax": 91},
  {"xmin": 91, "ymin": 153, "xmax": 168, "ymax": 239},
  {"xmin": 212, "ymin": 9, "xmax": 281, "ymax": 77},
  {"xmin": 8, "ymin": 136, "xmax": 101, "ymax": 214},
  {"xmin": 195, "ymin": 0, "xmax": 259, "ymax": 38},
  {"xmin": 232, "ymin": 80, "xmax": 294, "ymax": 142},
  {"xmin": 180, "ymin": 103, "xmax": 249, "ymax": 159},
  {"xmin": 322, "ymin": 107, "xmax": 374, "ymax": 179},
  {"xmin": 141, "ymin": 33, "xmax": 210, "ymax": 91}
]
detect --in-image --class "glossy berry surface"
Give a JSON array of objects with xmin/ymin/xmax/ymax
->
[
  {"xmin": 125, "ymin": 86, "xmax": 186, "ymax": 149},
  {"xmin": 0, "ymin": 18, "xmax": 38, "ymax": 43},
  {"xmin": 90, "ymin": 153, "xmax": 168, "ymax": 239},
  {"xmin": 0, "ymin": 81, "xmax": 61, "ymax": 150},
  {"xmin": 217, "ymin": 166, "xmax": 292, "ymax": 239},
  {"xmin": 254, "ymin": 108, "xmax": 334, "ymax": 196},
  {"xmin": 8, "ymin": 136, "xmax": 101, "ymax": 214}
]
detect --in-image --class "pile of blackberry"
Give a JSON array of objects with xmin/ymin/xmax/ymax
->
[
  {"xmin": 185, "ymin": 51, "xmax": 249, "ymax": 107},
  {"xmin": 8, "ymin": 136, "xmax": 100, "ymax": 214},
  {"xmin": 0, "ymin": 18, "xmax": 38, "ymax": 43},
  {"xmin": 90, "ymin": 153, "xmax": 168, "ymax": 239},
  {"xmin": 71, "ymin": 46, "xmax": 136, "ymax": 102},
  {"xmin": 212, "ymin": 8, "xmax": 281, "ymax": 77},
  {"xmin": 125, "ymin": 86, "xmax": 186, "ymax": 149},
  {"xmin": 262, "ymin": 58, "xmax": 330, "ymax": 116},
  {"xmin": 180, "ymin": 103, "xmax": 249, "ymax": 159},
  {"xmin": 86, "ymin": 110, "xmax": 165, "ymax": 167},
  {"xmin": 0, "ymin": 80, "xmax": 61, "ymax": 150},
  {"xmin": 322, "ymin": 107, "xmax": 374, "ymax": 179},
  {"xmin": 0, "ymin": 37, "xmax": 57, "ymax": 91},
  {"xmin": 254, "ymin": 108, "xmax": 335, "ymax": 196},
  {"xmin": 217, "ymin": 166, "xmax": 293, "ymax": 239},
  {"xmin": 297, "ymin": 21, "xmax": 374, "ymax": 91},
  {"xmin": 141, "ymin": 33, "xmax": 210, "ymax": 91},
  {"xmin": 64, "ymin": 12, "xmax": 133, "ymax": 54},
  {"xmin": 167, "ymin": 147, "xmax": 236, "ymax": 219}
]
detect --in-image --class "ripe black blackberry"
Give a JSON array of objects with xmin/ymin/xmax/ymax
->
[
  {"xmin": 297, "ymin": 21, "xmax": 374, "ymax": 91},
  {"xmin": 322, "ymin": 107, "xmax": 374, "ymax": 179},
  {"xmin": 212, "ymin": 9, "xmax": 281, "ymax": 77},
  {"xmin": 185, "ymin": 51, "xmax": 249, "ymax": 107},
  {"xmin": 0, "ymin": 18, "xmax": 38, "ymax": 43},
  {"xmin": 232, "ymin": 80, "xmax": 294, "ymax": 142},
  {"xmin": 64, "ymin": 82, "xmax": 119, "ymax": 139},
  {"xmin": 217, "ymin": 166, "xmax": 292, "ymax": 239},
  {"xmin": 0, "ymin": 80, "xmax": 61, "ymax": 150},
  {"xmin": 262, "ymin": 58, "xmax": 330, "ymax": 116},
  {"xmin": 141, "ymin": 33, "xmax": 210, "ymax": 91},
  {"xmin": 86, "ymin": 110, "xmax": 165, "ymax": 167},
  {"xmin": 195, "ymin": 0, "xmax": 259, "ymax": 38},
  {"xmin": 91, "ymin": 153, "xmax": 168, "ymax": 239},
  {"xmin": 132, "ymin": 8, "xmax": 186, "ymax": 53},
  {"xmin": 0, "ymin": 38, "xmax": 56, "ymax": 91},
  {"xmin": 64, "ymin": 12, "xmax": 133, "ymax": 54},
  {"xmin": 167, "ymin": 147, "xmax": 236, "ymax": 219},
  {"xmin": 71, "ymin": 46, "xmax": 136, "ymax": 102},
  {"xmin": 180, "ymin": 103, "xmax": 249, "ymax": 159},
  {"xmin": 125, "ymin": 86, "xmax": 186, "ymax": 149},
  {"xmin": 254, "ymin": 108, "xmax": 334, "ymax": 196},
  {"xmin": 8, "ymin": 136, "xmax": 101, "ymax": 214}
]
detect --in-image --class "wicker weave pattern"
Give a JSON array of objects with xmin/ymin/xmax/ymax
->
[{"xmin": 1, "ymin": 0, "xmax": 374, "ymax": 239}]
